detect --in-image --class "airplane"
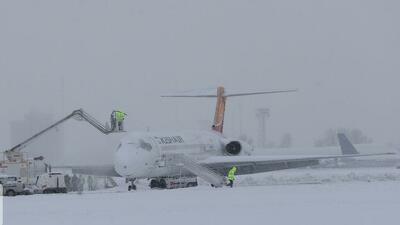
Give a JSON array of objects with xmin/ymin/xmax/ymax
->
[{"xmin": 72, "ymin": 86, "xmax": 395, "ymax": 190}]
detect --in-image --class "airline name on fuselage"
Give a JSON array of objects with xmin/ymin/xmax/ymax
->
[{"xmin": 154, "ymin": 136, "xmax": 185, "ymax": 145}]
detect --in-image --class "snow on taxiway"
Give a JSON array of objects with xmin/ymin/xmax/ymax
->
[{"xmin": 4, "ymin": 168, "xmax": 400, "ymax": 225}]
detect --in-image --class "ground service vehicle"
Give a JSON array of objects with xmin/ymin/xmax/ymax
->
[
  {"xmin": 149, "ymin": 177, "xmax": 198, "ymax": 189},
  {"xmin": 0, "ymin": 176, "xmax": 30, "ymax": 196},
  {"xmin": 36, "ymin": 173, "xmax": 67, "ymax": 194}
]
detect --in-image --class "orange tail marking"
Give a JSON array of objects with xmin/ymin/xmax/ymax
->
[{"xmin": 212, "ymin": 86, "xmax": 226, "ymax": 133}]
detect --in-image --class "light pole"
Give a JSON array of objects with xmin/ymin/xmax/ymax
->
[{"xmin": 256, "ymin": 108, "xmax": 270, "ymax": 148}]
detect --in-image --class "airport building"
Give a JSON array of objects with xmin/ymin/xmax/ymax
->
[{"xmin": 9, "ymin": 110, "xmax": 65, "ymax": 163}]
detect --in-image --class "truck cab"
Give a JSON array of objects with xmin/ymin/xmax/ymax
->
[{"xmin": 0, "ymin": 176, "xmax": 29, "ymax": 196}]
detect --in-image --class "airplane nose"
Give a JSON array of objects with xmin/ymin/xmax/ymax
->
[
  {"xmin": 114, "ymin": 146, "xmax": 133, "ymax": 176},
  {"xmin": 114, "ymin": 143, "xmax": 153, "ymax": 178}
]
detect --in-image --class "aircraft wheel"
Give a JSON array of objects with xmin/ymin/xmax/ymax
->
[
  {"xmin": 6, "ymin": 190, "xmax": 16, "ymax": 197},
  {"xmin": 128, "ymin": 185, "xmax": 137, "ymax": 191},
  {"xmin": 186, "ymin": 182, "xmax": 197, "ymax": 188}
]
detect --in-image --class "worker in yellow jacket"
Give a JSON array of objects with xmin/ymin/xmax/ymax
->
[
  {"xmin": 227, "ymin": 166, "xmax": 237, "ymax": 188},
  {"xmin": 115, "ymin": 110, "xmax": 127, "ymax": 131}
]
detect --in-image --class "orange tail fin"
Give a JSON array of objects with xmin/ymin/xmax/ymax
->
[{"xmin": 212, "ymin": 87, "xmax": 227, "ymax": 133}]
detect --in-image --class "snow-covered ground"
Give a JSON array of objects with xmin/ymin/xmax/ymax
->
[{"xmin": 4, "ymin": 167, "xmax": 400, "ymax": 225}]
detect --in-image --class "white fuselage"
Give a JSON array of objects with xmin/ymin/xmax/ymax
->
[{"xmin": 113, "ymin": 131, "xmax": 253, "ymax": 179}]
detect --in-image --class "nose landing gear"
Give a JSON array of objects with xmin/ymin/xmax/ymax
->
[{"xmin": 127, "ymin": 178, "xmax": 137, "ymax": 191}]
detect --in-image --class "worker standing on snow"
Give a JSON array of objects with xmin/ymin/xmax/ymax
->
[
  {"xmin": 64, "ymin": 174, "xmax": 71, "ymax": 192},
  {"xmin": 227, "ymin": 166, "xmax": 237, "ymax": 188},
  {"xmin": 79, "ymin": 175, "xmax": 85, "ymax": 192},
  {"xmin": 115, "ymin": 110, "xmax": 127, "ymax": 131},
  {"xmin": 71, "ymin": 174, "xmax": 79, "ymax": 192},
  {"xmin": 92, "ymin": 177, "xmax": 98, "ymax": 191},
  {"xmin": 88, "ymin": 176, "xmax": 94, "ymax": 191}
]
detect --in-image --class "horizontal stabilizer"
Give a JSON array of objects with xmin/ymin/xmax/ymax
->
[
  {"xmin": 162, "ymin": 86, "xmax": 297, "ymax": 134},
  {"xmin": 225, "ymin": 89, "xmax": 298, "ymax": 97},
  {"xmin": 161, "ymin": 88, "xmax": 297, "ymax": 98}
]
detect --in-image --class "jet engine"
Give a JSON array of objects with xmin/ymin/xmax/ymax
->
[{"xmin": 225, "ymin": 141, "xmax": 242, "ymax": 155}]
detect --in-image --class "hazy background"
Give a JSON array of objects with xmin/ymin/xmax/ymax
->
[{"xmin": 1, "ymin": 0, "xmax": 399, "ymax": 165}]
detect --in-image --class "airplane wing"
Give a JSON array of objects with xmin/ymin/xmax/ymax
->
[
  {"xmin": 199, "ymin": 153, "xmax": 395, "ymax": 176},
  {"xmin": 55, "ymin": 165, "xmax": 122, "ymax": 177}
]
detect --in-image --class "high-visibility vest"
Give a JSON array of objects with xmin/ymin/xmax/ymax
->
[
  {"xmin": 116, "ymin": 111, "xmax": 125, "ymax": 122},
  {"xmin": 228, "ymin": 167, "xmax": 237, "ymax": 181}
]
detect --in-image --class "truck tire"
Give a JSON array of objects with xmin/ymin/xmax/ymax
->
[
  {"xmin": 159, "ymin": 179, "xmax": 167, "ymax": 189},
  {"xmin": 6, "ymin": 190, "xmax": 16, "ymax": 197},
  {"xmin": 150, "ymin": 180, "xmax": 159, "ymax": 189},
  {"xmin": 187, "ymin": 182, "xmax": 197, "ymax": 188}
]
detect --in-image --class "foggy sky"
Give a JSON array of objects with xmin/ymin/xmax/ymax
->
[{"xmin": 1, "ymin": 0, "xmax": 399, "ymax": 165}]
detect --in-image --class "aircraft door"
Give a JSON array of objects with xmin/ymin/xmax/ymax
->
[{"xmin": 146, "ymin": 136, "xmax": 165, "ymax": 168}]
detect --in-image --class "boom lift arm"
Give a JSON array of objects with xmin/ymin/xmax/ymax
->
[{"xmin": 5, "ymin": 109, "xmax": 123, "ymax": 154}]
